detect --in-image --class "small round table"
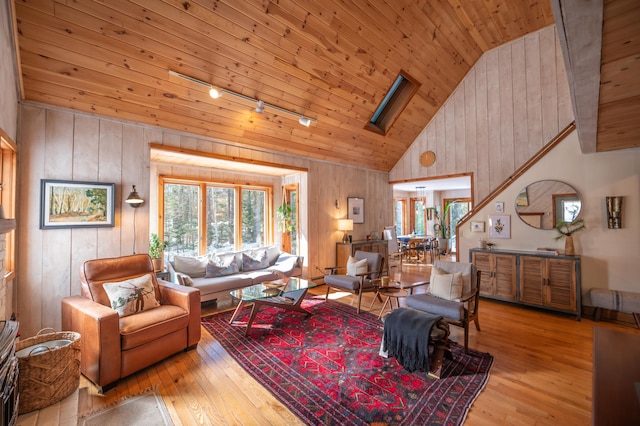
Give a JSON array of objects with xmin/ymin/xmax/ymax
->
[{"xmin": 373, "ymin": 283, "xmax": 409, "ymax": 319}]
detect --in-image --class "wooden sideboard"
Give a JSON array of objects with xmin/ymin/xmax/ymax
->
[
  {"xmin": 470, "ymin": 248, "xmax": 581, "ymax": 319},
  {"xmin": 336, "ymin": 240, "xmax": 388, "ymax": 269}
]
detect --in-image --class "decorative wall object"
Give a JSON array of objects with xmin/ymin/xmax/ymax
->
[
  {"xmin": 495, "ymin": 202, "xmax": 505, "ymax": 213},
  {"xmin": 606, "ymin": 196, "xmax": 623, "ymax": 228},
  {"xmin": 515, "ymin": 188, "xmax": 529, "ymax": 207},
  {"xmin": 347, "ymin": 197, "xmax": 365, "ymax": 224},
  {"xmin": 489, "ymin": 215, "xmax": 511, "ymax": 239},
  {"xmin": 470, "ymin": 221, "xmax": 485, "ymax": 232},
  {"xmin": 40, "ymin": 180, "xmax": 115, "ymax": 229}
]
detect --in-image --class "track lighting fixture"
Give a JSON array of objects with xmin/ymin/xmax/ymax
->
[
  {"xmin": 298, "ymin": 116, "xmax": 311, "ymax": 127},
  {"xmin": 209, "ymin": 86, "xmax": 222, "ymax": 99},
  {"xmin": 169, "ymin": 70, "xmax": 317, "ymax": 126}
]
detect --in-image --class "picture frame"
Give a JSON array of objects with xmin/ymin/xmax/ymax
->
[
  {"xmin": 489, "ymin": 215, "xmax": 511, "ymax": 239},
  {"xmin": 494, "ymin": 202, "xmax": 505, "ymax": 213},
  {"xmin": 347, "ymin": 197, "xmax": 365, "ymax": 224},
  {"xmin": 40, "ymin": 179, "xmax": 115, "ymax": 229},
  {"xmin": 470, "ymin": 221, "xmax": 485, "ymax": 232}
]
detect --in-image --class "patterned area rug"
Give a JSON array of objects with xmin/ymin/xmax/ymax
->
[
  {"xmin": 77, "ymin": 387, "xmax": 173, "ymax": 425},
  {"xmin": 202, "ymin": 296, "xmax": 493, "ymax": 425}
]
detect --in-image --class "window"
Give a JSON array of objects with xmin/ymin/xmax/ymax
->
[
  {"xmin": 366, "ymin": 71, "xmax": 420, "ymax": 135},
  {"xmin": 409, "ymin": 198, "xmax": 427, "ymax": 235},
  {"xmin": 160, "ymin": 177, "xmax": 272, "ymax": 258},
  {"xmin": 0, "ymin": 131, "xmax": 16, "ymax": 278},
  {"xmin": 394, "ymin": 198, "xmax": 406, "ymax": 236}
]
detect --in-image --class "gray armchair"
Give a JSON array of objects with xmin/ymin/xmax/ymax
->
[
  {"xmin": 324, "ymin": 250, "xmax": 384, "ymax": 313},
  {"xmin": 405, "ymin": 260, "xmax": 481, "ymax": 353}
]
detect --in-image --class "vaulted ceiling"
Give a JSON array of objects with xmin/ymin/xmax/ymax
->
[
  {"xmin": 11, "ymin": 1, "xmax": 560, "ymax": 171},
  {"xmin": 11, "ymin": 0, "xmax": 559, "ymax": 170}
]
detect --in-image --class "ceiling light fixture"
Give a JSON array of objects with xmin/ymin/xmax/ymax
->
[{"xmin": 169, "ymin": 70, "xmax": 317, "ymax": 126}]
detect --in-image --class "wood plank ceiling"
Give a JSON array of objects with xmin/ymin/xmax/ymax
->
[{"xmin": 13, "ymin": 0, "xmax": 556, "ymax": 171}]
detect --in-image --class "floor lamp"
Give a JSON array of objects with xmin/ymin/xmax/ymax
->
[{"xmin": 125, "ymin": 185, "xmax": 144, "ymax": 253}]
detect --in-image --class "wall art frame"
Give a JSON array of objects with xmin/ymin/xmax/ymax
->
[
  {"xmin": 489, "ymin": 214, "xmax": 511, "ymax": 239},
  {"xmin": 470, "ymin": 221, "xmax": 485, "ymax": 232},
  {"xmin": 40, "ymin": 179, "xmax": 115, "ymax": 229},
  {"xmin": 347, "ymin": 197, "xmax": 365, "ymax": 224},
  {"xmin": 494, "ymin": 201, "xmax": 505, "ymax": 213}
]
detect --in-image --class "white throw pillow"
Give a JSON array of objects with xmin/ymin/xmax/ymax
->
[
  {"xmin": 173, "ymin": 255, "xmax": 208, "ymax": 278},
  {"xmin": 103, "ymin": 274, "xmax": 160, "ymax": 317},
  {"xmin": 346, "ymin": 256, "xmax": 368, "ymax": 277},
  {"xmin": 429, "ymin": 272, "xmax": 463, "ymax": 301}
]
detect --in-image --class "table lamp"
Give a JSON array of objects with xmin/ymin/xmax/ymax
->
[{"xmin": 338, "ymin": 219, "xmax": 353, "ymax": 243}]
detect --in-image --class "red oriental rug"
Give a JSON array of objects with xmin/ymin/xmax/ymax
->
[{"xmin": 201, "ymin": 296, "xmax": 493, "ymax": 425}]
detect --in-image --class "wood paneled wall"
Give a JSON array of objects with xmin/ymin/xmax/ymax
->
[
  {"xmin": 390, "ymin": 25, "xmax": 574, "ymax": 202},
  {"xmin": 0, "ymin": 1, "xmax": 18, "ymax": 140},
  {"xmin": 17, "ymin": 103, "xmax": 391, "ymax": 337}
]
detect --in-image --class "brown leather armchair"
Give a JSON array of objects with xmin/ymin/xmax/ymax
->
[{"xmin": 62, "ymin": 254, "xmax": 201, "ymax": 393}]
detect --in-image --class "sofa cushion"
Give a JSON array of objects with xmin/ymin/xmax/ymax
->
[
  {"xmin": 429, "ymin": 272, "xmax": 463, "ymax": 301},
  {"xmin": 205, "ymin": 254, "xmax": 239, "ymax": 278},
  {"xmin": 103, "ymin": 274, "xmax": 160, "ymax": 317},
  {"xmin": 267, "ymin": 254, "xmax": 300, "ymax": 276},
  {"xmin": 346, "ymin": 256, "xmax": 368, "ymax": 277},
  {"xmin": 242, "ymin": 250, "xmax": 269, "ymax": 271},
  {"xmin": 175, "ymin": 272, "xmax": 194, "ymax": 287},
  {"xmin": 406, "ymin": 294, "xmax": 464, "ymax": 321},
  {"xmin": 192, "ymin": 275, "xmax": 254, "ymax": 295},
  {"xmin": 173, "ymin": 255, "xmax": 208, "ymax": 278},
  {"xmin": 119, "ymin": 305, "xmax": 189, "ymax": 350}
]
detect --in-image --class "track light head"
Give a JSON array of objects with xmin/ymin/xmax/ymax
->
[
  {"xmin": 298, "ymin": 116, "xmax": 311, "ymax": 127},
  {"xmin": 209, "ymin": 86, "xmax": 222, "ymax": 99},
  {"xmin": 255, "ymin": 100, "xmax": 264, "ymax": 114}
]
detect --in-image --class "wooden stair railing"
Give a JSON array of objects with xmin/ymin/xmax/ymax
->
[{"xmin": 454, "ymin": 121, "xmax": 577, "ymax": 256}]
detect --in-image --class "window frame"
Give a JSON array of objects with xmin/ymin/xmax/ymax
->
[
  {"xmin": 0, "ymin": 130, "xmax": 16, "ymax": 280},
  {"xmin": 158, "ymin": 175, "xmax": 274, "ymax": 256}
]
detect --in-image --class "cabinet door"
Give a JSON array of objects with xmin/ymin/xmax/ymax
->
[
  {"xmin": 494, "ymin": 254, "xmax": 517, "ymax": 300},
  {"xmin": 546, "ymin": 258, "xmax": 577, "ymax": 312},
  {"xmin": 472, "ymin": 252, "xmax": 494, "ymax": 296},
  {"xmin": 520, "ymin": 256, "xmax": 545, "ymax": 305}
]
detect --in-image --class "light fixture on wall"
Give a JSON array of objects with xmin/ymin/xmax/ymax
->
[
  {"xmin": 169, "ymin": 70, "xmax": 317, "ymax": 126},
  {"xmin": 338, "ymin": 219, "xmax": 353, "ymax": 243},
  {"xmin": 606, "ymin": 196, "xmax": 623, "ymax": 229},
  {"xmin": 125, "ymin": 185, "xmax": 144, "ymax": 254}
]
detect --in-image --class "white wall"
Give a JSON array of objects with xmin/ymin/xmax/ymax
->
[{"xmin": 459, "ymin": 130, "xmax": 640, "ymax": 302}]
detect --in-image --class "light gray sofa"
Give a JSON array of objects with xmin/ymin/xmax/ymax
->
[{"xmin": 167, "ymin": 245, "xmax": 303, "ymax": 302}]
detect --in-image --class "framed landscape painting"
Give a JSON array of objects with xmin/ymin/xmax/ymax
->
[{"xmin": 40, "ymin": 180, "xmax": 115, "ymax": 229}]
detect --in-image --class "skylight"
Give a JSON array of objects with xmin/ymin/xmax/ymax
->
[{"xmin": 366, "ymin": 71, "xmax": 420, "ymax": 135}]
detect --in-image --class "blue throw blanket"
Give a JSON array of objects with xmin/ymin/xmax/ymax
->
[{"xmin": 383, "ymin": 308, "xmax": 443, "ymax": 373}]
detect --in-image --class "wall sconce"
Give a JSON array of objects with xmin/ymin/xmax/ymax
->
[
  {"xmin": 125, "ymin": 185, "xmax": 144, "ymax": 253},
  {"xmin": 606, "ymin": 196, "xmax": 623, "ymax": 229},
  {"xmin": 335, "ymin": 199, "xmax": 340, "ymax": 210},
  {"xmin": 338, "ymin": 219, "xmax": 353, "ymax": 243}
]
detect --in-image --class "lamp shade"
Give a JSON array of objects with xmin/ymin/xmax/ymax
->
[
  {"xmin": 337, "ymin": 219, "xmax": 353, "ymax": 231},
  {"xmin": 125, "ymin": 185, "xmax": 144, "ymax": 207}
]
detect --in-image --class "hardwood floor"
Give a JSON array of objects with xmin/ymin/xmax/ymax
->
[{"xmin": 16, "ymin": 264, "xmax": 640, "ymax": 425}]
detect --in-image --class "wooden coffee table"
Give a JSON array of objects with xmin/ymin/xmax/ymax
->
[{"xmin": 229, "ymin": 277, "xmax": 316, "ymax": 335}]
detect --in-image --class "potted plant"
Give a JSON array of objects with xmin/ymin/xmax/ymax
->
[
  {"xmin": 427, "ymin": 201, "xmax": 456, "ymax": 253},
  {"xmin": 149, "ymin": 233, "xmax": 169, "ymax": 272},
  {"xmin": 554, "ymin": 218, "xmax": 586, "ymax": 256},
  {"xmin": 276, "ymin": 203, "xmax": 294, "ymax": 233}
]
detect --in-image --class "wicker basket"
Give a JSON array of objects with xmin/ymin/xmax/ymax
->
[{"xmin": 16, "ymin": 329, "xmax": 81, "ymax": 413}]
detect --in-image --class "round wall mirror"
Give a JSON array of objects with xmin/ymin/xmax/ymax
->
[{"xmin": 515, "ymin": 180, "xmax": 581, "ymax": 230}]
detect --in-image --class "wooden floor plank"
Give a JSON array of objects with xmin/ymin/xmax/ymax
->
[{"xmin": 18, "ymin": 262, "xmax": 640, "ymax": 425}]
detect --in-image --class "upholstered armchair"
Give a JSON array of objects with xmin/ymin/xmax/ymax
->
[
  {"xmin": 61, "ymin": 254, "xmax": 201, "ymax": 393},
  {"xmin": 405, "ymin": 260, "xmax": 481, "ymax": 353},
  {"xmin": 324, "ymin": 250, "xmax": 384, "ymax": 313}
]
